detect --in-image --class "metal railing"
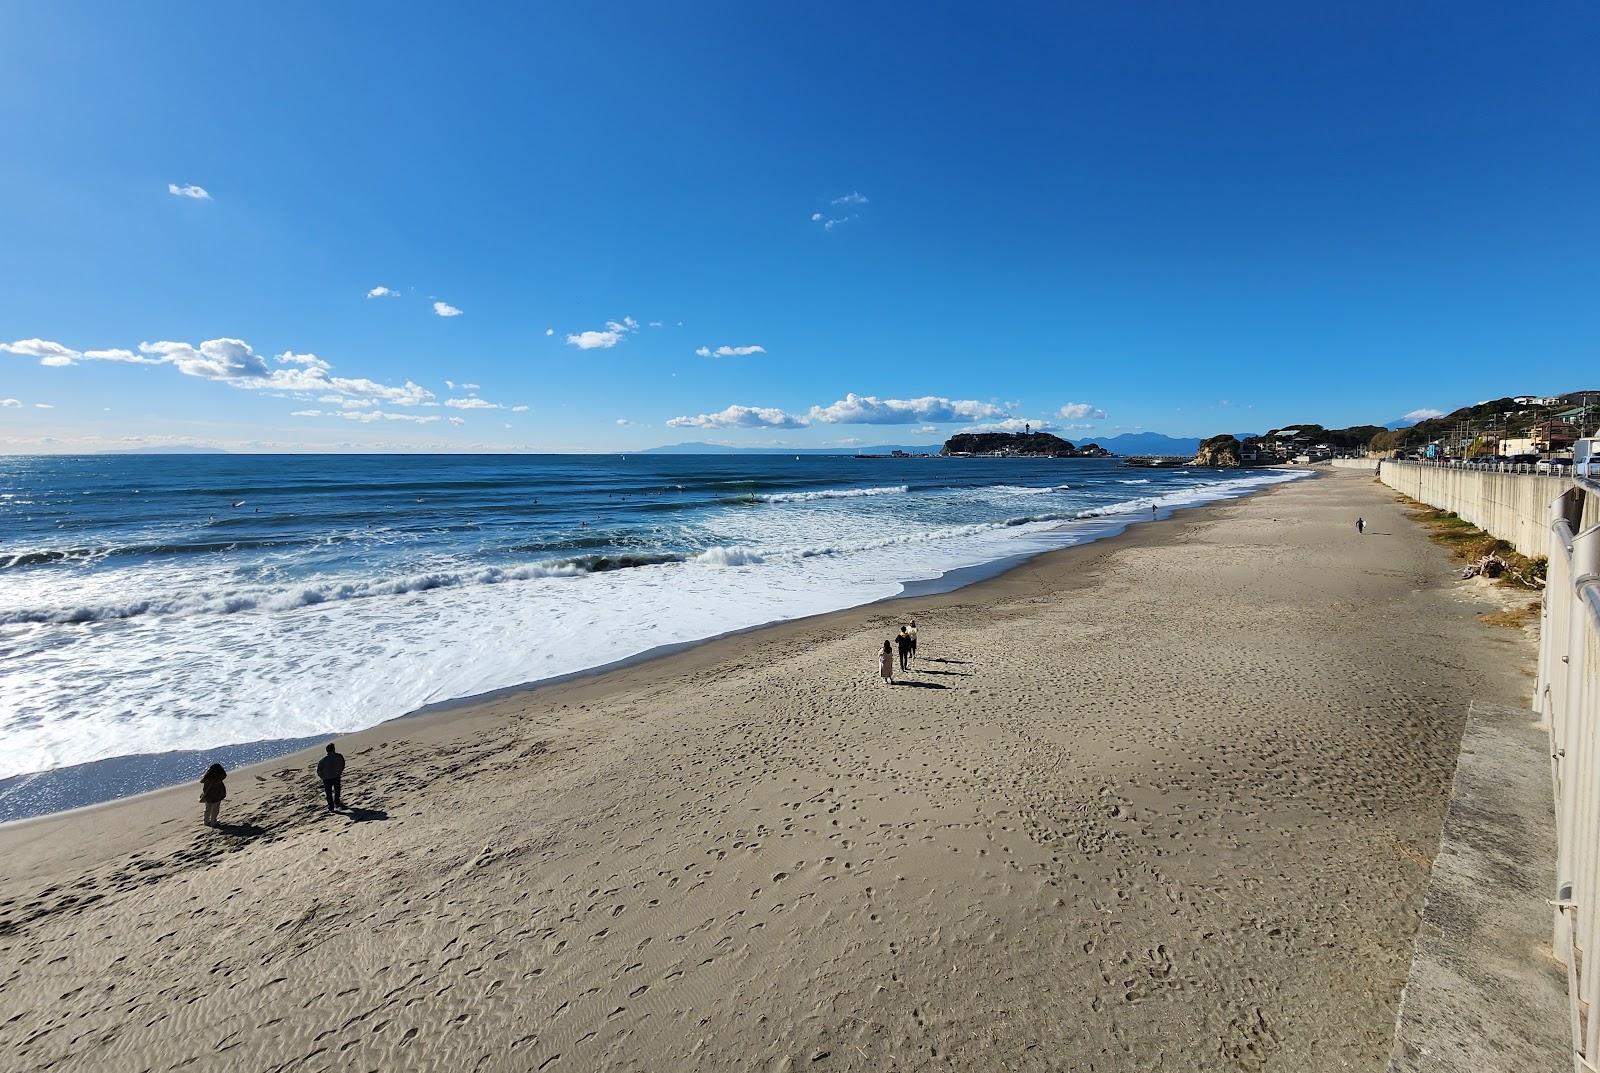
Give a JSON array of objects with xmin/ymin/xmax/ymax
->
[
  {"xmin": 1536, "ymin": 479, "xmax": 1600, "ymax": 1072},
  {"xmin": 1399, "ymin": 458, "xmax": 1573, "ymax": 476}
]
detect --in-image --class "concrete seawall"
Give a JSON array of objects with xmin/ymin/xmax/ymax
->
[{"xmin": 1327, "ymin": 459, "xmax": 1570, "ymax": 558}]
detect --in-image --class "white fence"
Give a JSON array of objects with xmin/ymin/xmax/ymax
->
[{"xmin": 1536, "ymin": 480, "xmax": 1600, "ymax": 1073}]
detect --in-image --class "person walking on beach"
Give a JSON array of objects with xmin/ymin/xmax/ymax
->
[
  {"xmin": 200, "ymin": 763, "xmax": 227, "ymax": 827},
  {"xmin": 879, "ymin": 639, "xmax": 895, "ymax": 684},
  {"xmin": 907, "ymin": 619, "xmax": 918, "ymax": 662},
  {"xmin": 317, "ymin": 743, "xmax": 345, "ymax": 811},
  {"xmin": 1356, "ymin": 516, "xmax": 1365, "ymax": 535},
  {"xmin": 895, "ymin": 626, "xmax": 912, "ymax": 672}
]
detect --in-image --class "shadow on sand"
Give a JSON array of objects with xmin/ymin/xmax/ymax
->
[
  {"xmin": 342, "ymin": 806, "xmax": 389, "ymax": 823},
  {"xmin": 893, "ymin": 680, "xmax": 948, "ymax": 689},
  {"xmin": 211, "ymin": 822, "xmax": 266, "ymax": 838}
]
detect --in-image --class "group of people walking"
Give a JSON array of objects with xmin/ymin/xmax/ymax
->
[
  {"xmin": 878, "ymin": 619, "xmax": 918, "ymax": 683},
  {"xmin": 198, "ymin": 742, "xmax": 346, "ymax": 827}
]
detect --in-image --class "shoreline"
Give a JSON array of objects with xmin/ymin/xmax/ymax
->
[
  {"xmin": 0, "ymin": 468, "xmax": 1537, "ymax": 1071},
  {"xmin": 0, "ymin": 470, "xmax": 1310, "ymax": 825}
]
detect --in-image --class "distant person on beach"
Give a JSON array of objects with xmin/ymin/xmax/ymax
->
[
  {"xmin": 908, "ymin": 619, "xmax": 918, "ymax": 662},
  {"xmin": 200, "ymin": 763, "xmax": 227, "ymax": 827},
  {"xmin": 895, "ymin": 627, "xmax": 912, "ymax": 671},
  {"xmin": 1356, "ymin": 517, "xmax": 1365, "ymax": 535},
  {"xmin": 317, "ymin": 743, "xmax": 345, "ymax": 810},
  {"xmin": 879, "ymin": 640, "xmax": 895, "ymax": 684}
]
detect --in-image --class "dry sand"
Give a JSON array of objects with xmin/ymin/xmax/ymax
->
[{"xmin": 0, "ymin": 470, "xmax": 1535, "ymax": 1072}]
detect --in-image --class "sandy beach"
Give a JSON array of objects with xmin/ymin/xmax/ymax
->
[{"xmin": 0, "ymin": 469, "xmax": 1534, "ymax": 1072}]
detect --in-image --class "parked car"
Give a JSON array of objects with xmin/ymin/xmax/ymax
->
[{"xmin": 1576, "ymin": 439, "xmax": 1600, "ymax": 478}]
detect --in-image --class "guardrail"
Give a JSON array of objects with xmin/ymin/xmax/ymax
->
[
  {"xmin": 1536, "ymin": 479, "xmax": 1600, "ymax": 1072},
  {"xmin": 1395, "ymin": 459, "xmax": 1573, "ymax": 477}
]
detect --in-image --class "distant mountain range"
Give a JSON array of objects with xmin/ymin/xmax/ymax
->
[
  {"xmin": 638, "ymin": 442, "xmax": 943, "ymax": 456},
  {"xmin": 641, "ymin": 433, "xmax": 1261, "ymax": 457},
  {"xmin": 1089, "ymin": 432, "xmax": 1258, "ymax": 456},
  {"xmin": 98, "ymin": 434, "xmax": 1269, "ymax": 458}
]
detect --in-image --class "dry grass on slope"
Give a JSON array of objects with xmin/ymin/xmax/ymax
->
[{"xmin": 1399, "ymin": 497, "xmax": 1547, "ymax": 591}]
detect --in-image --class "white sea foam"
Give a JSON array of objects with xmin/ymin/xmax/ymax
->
[
  {"xmin": 691, "ymin": 545, "xmax": 766, "ymax": 567},
  {"xmin": 755, "ymin": 485, "xmax": 908, "ymax": 503},
  {"xmin": 986, "ymin": 485, "xmax": 1057, "ymax": 495},
  {"xmin": 0, "ymin": 467, "xmax": 1312, "ymax": 781}
]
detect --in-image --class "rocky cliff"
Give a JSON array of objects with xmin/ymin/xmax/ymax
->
[
  {"xmin": 1193, "ymin": 434, "xmax": 1242, "ymax": 467},
  {"xmin": 941, "ymin": 432, "xmax": 1078, "ymax": 457}
]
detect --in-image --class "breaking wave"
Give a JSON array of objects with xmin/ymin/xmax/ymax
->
[{"xmin": 751, "ymin": 485, "xmax": 909, "ymax": 504}]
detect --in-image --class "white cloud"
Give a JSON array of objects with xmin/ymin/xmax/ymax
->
[
  {"xmin": 917, "ymin": 425, "xmax": 939, "ymax": 434},
  {"xmin": 968, "ymin": 418, "xmax": 1056, "ymax": 434},
  {"xmin": 433, "ymin": 301, "xmax": 463, "ymax": 317},
  {"xmin": 1, "ymin": 339, "xmax": 158, "ymax": 367},
  {"xmin": 292, "ymin": 408, "xmax": 440, "ymax": 425},
  {"xmin": 831, "ymin": 191, "xmax": 868, "ymax": 205},
  {"xmin": 2, "ymin": 338, "xmax": 78, "ymax": 363},
  {"xmin": 140, "ymin": 338, "xmax": 271, "ymax": 379},
  {"xmin": 1, "ymin": 398, "xmax": 20, "ymax": 408},
  {"xmin": 511, "ymin": 405, "xmax": 529, "ymax": 413},
  {"xmin": 648, "ymin": 321, "xmax": 663, "ymax": 328},
  {"xmin": 1057, "ymin": 402, "xmax": 1106, "ymax": 420},
  {"xmin": 1404, "ymin": 407, "xmax": 1445, "ymax": 422},
  {"xmin": 366, "ymin": 286, "xmax": 399, "ymax": 298},
  {"xmin": 545, "ymin": 328, "xmax": 554, "ymax": 337},
  {"xmin": 667, "ymin": 405, "xmax": 807, "ymax": 430},
  {"xmin": 167, "ymin": 183, "xmax": 211, "ymax": 200},
  {"xmin": 808, "ymin": 393, "xmax": 1006, "ymax": 425},
  {"xmin": 696, "ymin": 344, "xmax": 766, "ymax": 358},
  {"xmin": 616, "ymin": 418, "xmax": 631, "ymax": 426},
  {"xmin": 33, "ymin": 403, "xmax": 54, "ymax": 409},
  {"xmin": 445, "ymin": 397, "xmax": 501, "ymax": 410},
  {"xmin": 822, "ymin": 216, "xmax": 854, "ymax": 231},
  {"xmin": 566, "ymin": 316, "xmax": 638, "ymax": 349},
  {"xmin": 810, "ymin": 212, "xmax": 823, "ymax": 222},
  {"xmin": 448, "ymin": 416, "xmax": 465, "ymax": 426},
  {"xmin": 9, "ymin": 336, "xmax": 438, "ymax": 409}
]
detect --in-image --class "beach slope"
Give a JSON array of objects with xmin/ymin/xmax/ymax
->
[{"xmin": 0, "ymin": 470, "xmax": 1533, "ymax": 1072}]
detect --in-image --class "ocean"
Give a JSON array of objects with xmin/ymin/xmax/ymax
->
[{"xmin": 0, "ymin": 454, "xmax": 1309, "ymax": 798}]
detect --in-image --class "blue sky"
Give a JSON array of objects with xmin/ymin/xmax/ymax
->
[{"xmin": 1, "ymin": 2, "xmax": 1595, "ymax": 452}]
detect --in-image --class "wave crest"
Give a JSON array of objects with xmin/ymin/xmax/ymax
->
[{"xmin": 753, "ymin": 485, "xmax": 908, "ymax": 504}]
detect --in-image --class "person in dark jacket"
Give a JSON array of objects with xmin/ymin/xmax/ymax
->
[
  {"xmin": 894, "ymin": 626, "xmax": 912, "ymax": 671},
  {"xmin": 200, "ymin": 763, "xmax": 227, "ymax": 827},
  {"xmin": 317, "ymin": 743, "xmax": 345, "ymax": 811}
]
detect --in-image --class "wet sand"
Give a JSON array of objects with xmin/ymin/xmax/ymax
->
[{"xmin": 0, "ymin": 469, "xmax": 1534, "ymax": 1072}]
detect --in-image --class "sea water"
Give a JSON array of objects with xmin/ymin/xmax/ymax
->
[{"xmin": 0, "ymin": 454, "xmax": 1309, "ymax": 783}]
